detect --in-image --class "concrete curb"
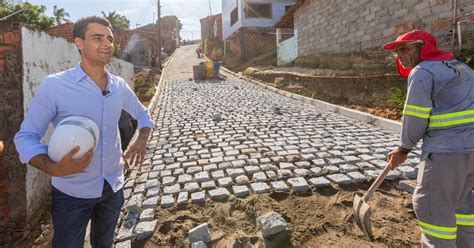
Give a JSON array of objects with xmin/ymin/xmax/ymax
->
[{"xmin": 221, "ymin": 67, "xmax": 402, "ymax": 133}]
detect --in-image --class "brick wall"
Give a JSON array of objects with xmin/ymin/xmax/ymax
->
[
  {"xmin": 226, "ymin": 27, "xmax": 276, "ymax": 60},
  {"xmin": 295, "ymin": 0, "xmax": 474, "ymax": 65},
  {"xmin": 0, "ymin": 23, "xmax": 27, "ymax": 245}
]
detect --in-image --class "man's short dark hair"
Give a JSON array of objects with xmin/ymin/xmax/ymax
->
[{"xmin": 73, "ymin": 16, "xmax": 112, "ymax": 39}]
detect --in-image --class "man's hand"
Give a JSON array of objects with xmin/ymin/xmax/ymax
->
[
  {"xmin": 124, "ymin": 128, "xmax": 150, "ymax": 168},
  {"xmin": 387, "ymin": 147, "xmax": 408, "ymax": 170},
  {"xmin": 29, "ymin": 146, "xmax": 93, "ymax": 177}
]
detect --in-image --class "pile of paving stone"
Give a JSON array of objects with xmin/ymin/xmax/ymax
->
[{"xmin": 114, "ymin": 80, "xmax": 421, "ymax": 245}]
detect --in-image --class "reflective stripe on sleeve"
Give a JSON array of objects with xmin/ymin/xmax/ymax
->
[
  {"xmin": 418, "ymin": 221, "xmax": 457, "ymax": 240},
  {"xmin": 404, "ymin": 104, "xmax": 431, "ymax": 119},
  {"xmin": 456, "ymin": 213, "xmax": 474, "ymax": 226}
]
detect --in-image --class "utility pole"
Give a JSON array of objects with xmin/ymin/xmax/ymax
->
[
  {"xmin": 157, "ymin": 0, "xmax": 162, "ymax": 69},
  {"xmin": 208, "ymin": 0, "xmax": 212, "ymax": 16}
]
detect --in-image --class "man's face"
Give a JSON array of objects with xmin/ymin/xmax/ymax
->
[
  {"xmin": 394, "ymin": 42, "xmax": 422, "ymax": 68},
  {"xmin": 75, "ymin": 23, "xmax": 114, "ymax": 66}
]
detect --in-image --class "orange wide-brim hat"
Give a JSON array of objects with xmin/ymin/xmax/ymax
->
[{"xmin": 382, "ymin": 30, "xmax": 454, "ymax": 77}]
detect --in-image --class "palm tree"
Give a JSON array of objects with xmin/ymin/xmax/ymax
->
[
  {"xmin": 101, "ymin": 11, "xmax": 130, "ymax": 31},
  {"xmin": 53, "ymin": 5, "xmax": 70, "ymax": 25}
]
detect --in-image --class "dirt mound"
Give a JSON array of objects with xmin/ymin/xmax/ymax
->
[{"xmin": 140, "ymin": 182, "xmax": 419, "ymax": 247}]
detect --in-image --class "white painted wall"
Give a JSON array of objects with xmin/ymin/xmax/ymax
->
[
  {"xmin": 222, "ymin": 0, "xmax": 295, "ymax": 39},
  {"xmin": 277, "ymin": 30, "xmax": 298, "ymax": 65},
  {"xmin": 21, "ymin": 26, "xmax": 134, "ymax": 220}
]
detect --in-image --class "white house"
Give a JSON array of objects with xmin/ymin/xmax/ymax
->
[
  {"xmin": 222, "ymin": 0, "xmax": 296, "ymax": 39},
  {"xmin": 222, "ymin": 0, "xmax": 296, "ymax": 59}
]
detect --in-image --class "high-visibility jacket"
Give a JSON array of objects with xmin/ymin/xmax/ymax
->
[{"xmin": 401, "ymin": 60, "xmax": 474, "ymax": 152}]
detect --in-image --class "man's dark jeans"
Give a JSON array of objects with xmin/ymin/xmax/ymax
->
[{"xmin": 51, "ymin": 181, "xmax": 124, "ymax": 248}]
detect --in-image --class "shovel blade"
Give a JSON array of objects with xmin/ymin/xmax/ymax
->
[{"xmin": 353, "ymin": 194, "xmax": 374, "ymax": 241}]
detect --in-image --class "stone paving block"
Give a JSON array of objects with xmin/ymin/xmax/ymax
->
[
  {"xmin": 161, "ymin": 195, "xmax": 175, "ymax": 208},
  {"xmin": 115, "ymin": 240, "xmax": 132, "ymax": 248},
  {"xmin": 343, "ymin": 156, "xmax": 361, "ymax": 163},
  {"xmin": 235, "ymin": 175, "xmax": 250, "ymax": 185},
  {"xmin": 145, "ymin": 179, "xmax": 159, "ymax": 190},
  {"xmin": 178, "ymin": 174, "xmax": 193, "ymax": 184},
  {"xmin": 126, "ymin": 194, "xmax": 143, "ymax": 213},
  {"xmin": 201, "ymin": 180, "xmax": 216, "ymax": 190},
  {"xmin": 386, "ymin": 170, "xmax": 401, "ymax": 180},
  {"xmin": 251, "ymin": 182, "xmax": 271, "ymax": 194},
  {"xmin": 134, "ymin": 183, "xmax": 146, "ymax": 194},
  {"xmin": 247, "ymin": 158, "xmax": 260, "ymax": 165},
  {"xmin": 143, "ymin": 196, "xmax": 159, "ymax": 209},
  {"xmin": 277, "ymin": 169, "xmax": 294, "ymax": 179},
  {"xmin": 397, "ymin": 166, "xmax": 418, "ymax": 179},
  {"xmin": 399, "ymin": 180, "xmax": 416, "ymax": 194},
  {"xmin": 139, "ymin": 208, "xmax": 154, "ymax": 222},
  {"xmin": 191, "ymin": 191, "xmax": 206, "ymax": 204},
  {"xmin": 347, "ymin": 171, "xmax": 366, "ymax": 183},
  {"xmin": 124, "ymin": 178, "xmax": 135, "ymax": 189},
  {"xmin": 188, "ymin": 223, "xmax": 212, "ymax": 243},
  {"xmin": 311, "ymin": 159, "xmax": 327, "ymax": 167},
  {"xmin": 364, "ymin": 170, "xmax": 380, "ymax": 179},
  {"xmin": 203, "ymin": 164, "xmax": 217, "ymax": 171},
  {"xmin": 209, "ymin": 156, "xmax": 223, "ymax": 163},
  {"xmin": 370, "ymin": 160, "xmax": 387, "ymax": 168},
  {"xmin": 137, "ymin": 173, "xmax": 148, "ymax": 183},
  {"xmin": 148, "ymin": 171, "xmax": 159, "ymax": 179},
  {"xmin": 260, "ymin": 164, "xmax": 278, "ymax": 171},
  {"xmin": 301, "ymin": 154, "xmax": 316, "ymax": 161},
  {"xmin": 266, "ymin": 171, "xmax": 278, "ymax": 181},
  {"xmin": 327, "ymin": 158, "xmax": 345, "ymax": 165},
  {"xmin": 295, "ymin": 161, "xmax": 311, "ymax": 169},
  {"xmin": 136, "ymin": 220, "xmax": 158, "ymax": 241},
  {"xmin": 326, "ymin": 174, "xmax": 352, "ymax": 185},
  {"xmin": 124, "ymin": 189, "xmax": 132, "ymax": 200},
  {"xmin": 183, "ymin": 161, "xmax": 198, "ymax": 168},
  {"xmin": 162, "ymin": 176, "xmax": 176, "ymax": 186},
  {"xmin": 217, "ymin": 177, "xmax": 234, "ymax": 187},
  {"xmin": 232, "ymin": 185, "xmax": 250, "ymax": 197},
  {"xmin": 308, "ymin": 177, "xmax": 331, "ymax": 188},
  {"xmin": 310, "ymin": 167, "xmax": 327, "ymax": 177},
  {"xmin": 287, "ymin": 177, "xmax": 310, "ymax": 193},
  {"xmin": 218, "ymin": 162, "xmax": 232, "ymax": 170},
  {"xmin": 173, "ymin": 168, "xmax": 185, "ymax": 176},
  {"xmin": 252, "ymin": 172, "xmax": 267, "ymax": 182},
  {"xmin": 208, "ymin": 188, "xmax": 231, "ymax": 201},
  {"xmin": 147, "ymin": 187, "xmax": 160, "ymax": 198},
  {"xmin": 279, "ymin": 162, "xmax": 296, "ymax": 170},
  {"xmin": 166, "ymin": 163, "xmax": 181, "ymax": 170},
  {"xmin": 195, "ymin": 171, "xmax": 210, "ymax": 182},
  {"xmin": 187, "ymin": 166, "xmax": 203, "ymax": 174},
  {"xmin": 259, "ymin": 158, "xmax": 271, "ymax": 163},
  {"xmin": 356, "ymin": 162, "xmax": 376, "ymax": 170},
  {"xmin": 184, "ymin": 182, "xmax": 200, "ymax": 193},
  {"xmin": 231, "ymin": 160, "xmax": 246, "ymax": 168},
  {"xmin": 116, "ymin": 218, "xmax": 137, "ymax": 242},
  {"xmin": 192, "ymin": 241, "xmax": 207, "ymax": 248},
  {"xmin": 257, "ymin": 212, "xmax": 288, "ymax": 238},
  {"xmin": 227, "ymin": 168, "xmax": 245, "ymax": 178},
  {"xmin": 244, "ymin": 166, "xmax": 260, "ymax": 174},
  {"xmin": 211, "ymin": 170, "xmax": 225, "ymax": 179},
  {"xmin": 339, "ymin": 164, "xmax": 359, "ymax": 173},
  {"xmin": 294, "ymin": 168, "xmax": 310, "ymax": 177},
  {"xmin": 271, "ymin": 181, "xmax": 289, "ymax": 192},
  {"xmin": 177, "ymin": 192, "xmax": 189, "ymax": 205},
  {"xmin": 325, "ymin": 165, "xmax": 340, "ymax": 174},
  {"xmin": 358, "ymin": 154, "xmax": 376, "ymax": 161},
  {"xmin": 163, "ymin": 184, "xmax": 181, "ymax": 195}
]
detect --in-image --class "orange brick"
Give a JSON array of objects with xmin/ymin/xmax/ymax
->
[
  {"xmin": 0, "ymin": 207, "xmax": 9, "ymax": 221},
  {"xmin": 0, "ymin": 34, "xmax": 4, "ymax": 44},
  {"xmin": 0, "ymin": 194, "xmax": 8, "ymax": 206},
  {"xmin": 0, "ymin": 181, "xmax": 7, "ymax": 193},
  {"xmin": 3, "ymin": 32, "xmax": 20, "ymax": 44}
]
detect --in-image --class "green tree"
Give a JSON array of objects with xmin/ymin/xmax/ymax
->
[
  {"xmin": 101, "ymin": 11, "xmax": 130, "ymax": 31},
  {"xmin": 159, "ymin": 15, "xmax": 182, "ymax": 32},
  {"xmin": 0, "ymin": 2, "xmax": 55, "ymax": 30},
  {"xmin": 53, "ymin": 5, "xmax": 70, "ymax": 25}
]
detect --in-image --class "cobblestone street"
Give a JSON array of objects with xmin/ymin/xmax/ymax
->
[{"xmin": 114, "ymin": 45, "xmax": 420, "ymax": 245}]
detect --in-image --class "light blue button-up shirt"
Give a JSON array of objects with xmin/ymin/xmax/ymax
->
[{"xmin": 14, "ymin": 64, "xmax": 154, "ymax": 198}]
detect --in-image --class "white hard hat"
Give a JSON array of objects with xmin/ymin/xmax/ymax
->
[{"xmin": 48, "ymin": 116, "xmax": 100, "ymax": 162}]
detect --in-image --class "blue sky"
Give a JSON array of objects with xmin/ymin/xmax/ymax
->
[{"xmin": 26, "ymin": 0, "xmax": 222, "ymax": 40}]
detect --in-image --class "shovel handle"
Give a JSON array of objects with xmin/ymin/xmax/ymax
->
[{"xmin": 362, "ymin": 163, "xmax": 391, "ymax": 202}]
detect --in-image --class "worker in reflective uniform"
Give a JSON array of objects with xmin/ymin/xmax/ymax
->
[{"xmin": 384, "ymin": 30, "xmax": 474, "ymax": 247}]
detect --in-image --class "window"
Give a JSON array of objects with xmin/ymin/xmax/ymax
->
[
  {"xmin": 245, "ymin": 3, "xmax": 272, "ymax": 19},
  {"xmin": 230, "ymin": 7, "xmax": 238, "ymax": 26},
  {"xmin": 285, "ymin": 5, "xmax": 293, "ymax": 12}
]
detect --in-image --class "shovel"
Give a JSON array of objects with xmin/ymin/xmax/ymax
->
[{"xmin": 353, "ymin": 163, "xmax": 392, "ymax": 241}]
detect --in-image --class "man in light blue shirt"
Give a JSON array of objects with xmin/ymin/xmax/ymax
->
[{"xmin": 14, "ymin": 16, "xmax": 153, "ymax": 247}]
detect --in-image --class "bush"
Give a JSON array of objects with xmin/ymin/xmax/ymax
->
[
  {"xmin": 457, "ymin": 48, "xmax": 474, "ymax": 68},
  {"xmin": 387, "ymin": 87, "xmax": 406, "ymax": 108}
]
